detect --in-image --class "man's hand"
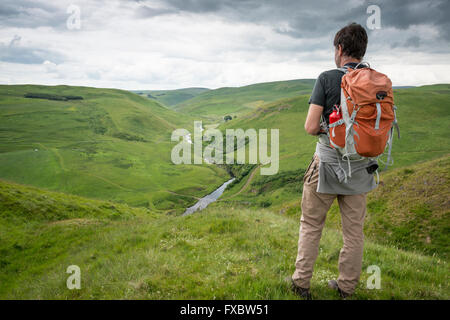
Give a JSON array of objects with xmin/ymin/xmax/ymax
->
[{"xmin": 305, "ymin": 104, "xmax": 324, "ymax": 135}]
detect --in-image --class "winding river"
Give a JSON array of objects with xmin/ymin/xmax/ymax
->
[
  {"xmin": 181, "ymin": 123, "xmax": 233, "ymax": 215},
  {"xmin": 182, "ymin": 178, "xmax": 235, "ymax": 215}
]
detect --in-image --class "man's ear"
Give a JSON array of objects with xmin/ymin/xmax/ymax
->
[{"xmin": 337, "ymin": 44, "xmax": 343, "ymax": 56}]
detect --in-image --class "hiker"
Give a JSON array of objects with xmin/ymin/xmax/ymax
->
[{"xmin": 290, "ymin": 23, "xmax": 397, "ymax": 299}]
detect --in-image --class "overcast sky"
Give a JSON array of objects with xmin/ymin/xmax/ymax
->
[{"xmin": 0, "ymin": 0, "xmax": 449, "ymax": 90}]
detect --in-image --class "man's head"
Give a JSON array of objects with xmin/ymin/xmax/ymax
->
[{"xmin": 334, "ymin": 23, "xmax": 368, "ymax": 67}]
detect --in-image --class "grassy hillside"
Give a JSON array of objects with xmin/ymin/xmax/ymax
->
[
  {"xmin": 0, "ymin": 85, "xmax": 229, "ymax": 212},
  {"xmin": 132, "ymin": 88, "xmax": 210, "ymax": 107},
  {"xmin": 269, "ymin": 155, "xmax": 450, "ymax": 258},
  {"xmin": 365, "ymin": 156, "xmax": 450, "ymax": 257},
  {"xmin": 219, "ymin": 84, "xmax": 450, "ymax": 212},
  {"xmin": 0, "ymin": 178, "xmax": 448, "ymax": 299},
  {"xmin": 173, "ymin": 79, "xmax": 315, "ymax": 120}
]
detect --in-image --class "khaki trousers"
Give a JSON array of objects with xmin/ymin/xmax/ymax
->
[{"xmin": 292, "ymin": 155, "xmax": 367, "ymax": 294}]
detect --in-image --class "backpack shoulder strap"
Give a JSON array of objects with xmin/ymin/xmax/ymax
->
[
  {"xmin": 355, "ymin": 61, "xmax": 370, "ymax": 69},
  {"xmin": 337, "ymin": 61, "xmax": 370, "ymax": 74}
]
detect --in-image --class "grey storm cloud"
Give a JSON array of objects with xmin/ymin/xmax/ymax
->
[
  {"xmin": 0, "ymin": 35, "xmax": 64, "ymax": 64},
  {"xmin": 2, "ymin": 0, "xmax": 449, "ymax": 45},
  {"xmin": 390, "ymin": 36, "xmax": 421, "ymax": 50},
  {"xmin": 0, "ymin": 0, "xmax": 67, "ymax": 29},
  {"xmin": 136, "ymin": 0, "xmax": 450, "ymax": 45},
  {"xmin": 404, "ymin": 36, "xmax": 421, "ymax": 48},
  {"xmin": 135, "ymin": 5, "xmax": 177, "ymax": 18}
]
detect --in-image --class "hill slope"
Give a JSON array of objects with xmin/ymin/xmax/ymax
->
[
  {"xmin": 220, "ymin": 84, "xmax": 450, "ymax": 211},
  {"xmin": 364, "ymin": 155, "xmax": 450, "ymax": 257},
  {"xmin": 173, "ymin": 79, "xmax": 315, "ymax": 120},
  {"xmin": 0, "ymin": 85, "xmax": 229, "ymax": 212},
  {"xmin": 132, "ymin": 88, "xmax": 210, "ymax": 107},
  {"xmin": 307, "ymin": 155, "xmax": 450, "ymax": 260},
  {"xmin": 0, "ymin": 178, "xmax": 448, "ymax": 299}
]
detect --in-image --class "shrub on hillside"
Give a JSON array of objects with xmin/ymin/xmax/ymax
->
[
  {"xmin": 251, "ymin": 169, "xmax": 306, "ymax": 194},
  {"xmin": 24, "ymin": 93, "xmax": 83, "ymax": 101},
  {"xmin": 112, "ymin": 132, "xmax": 147, "ymax": 142},
  {"xmin": 65, "ymin": 95, "xmax": 83, "ymax": 100}
]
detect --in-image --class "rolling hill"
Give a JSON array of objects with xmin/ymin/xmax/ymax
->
[
  {"xmin": 132, "ymin": 88, "xmax": 210, "ymax": 107},
  {"xmin": 172, "ymin": 79, "xmax": 315, "ymax": 120},
  {"xmin": 0, "ymin": 85, "xmax": 229, "ymax": 212}
]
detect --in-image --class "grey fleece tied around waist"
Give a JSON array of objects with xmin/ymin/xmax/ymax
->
[{"xmin": 315, "ymin": 142, "xmax": 378, "ymax": 183}]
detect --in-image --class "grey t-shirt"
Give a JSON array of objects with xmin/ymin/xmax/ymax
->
[
  {"xmin": 309, "ymin": 62, "xmax": 364, "ymax": 125},
  {"xmin": 308, "ymin": 63, "xmax": 377, "ymax": 195}
]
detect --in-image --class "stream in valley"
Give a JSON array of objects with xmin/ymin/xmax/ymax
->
[{"xmin": 182, "ymin": 178, "xmax": 235, "ymax": 215}]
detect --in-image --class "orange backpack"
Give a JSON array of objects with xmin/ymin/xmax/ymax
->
[{"xmin": 328, "ymin": 63, "xmax": 400, "ymax": 168}]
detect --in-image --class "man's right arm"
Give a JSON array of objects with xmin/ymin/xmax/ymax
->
[
  {"xmin": 304, "ymin": 104, "xmax": 324, "ymax": 135},
  {"xmin": 306, "ymin": 73, "xmax": 326, "ymax": 135}
]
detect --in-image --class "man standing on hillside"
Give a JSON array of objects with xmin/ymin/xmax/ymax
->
[{"xmin": 290, "ymin": 23, "xmax": 378, "ymax": 299}]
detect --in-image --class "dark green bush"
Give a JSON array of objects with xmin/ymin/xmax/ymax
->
[
  {"xmin": 24, "ymin": 93, "xmax": 83, "ymax": 101},
  {"xmin": 112, "ymin": 132, "xmax": 146, "ymax": 142}
]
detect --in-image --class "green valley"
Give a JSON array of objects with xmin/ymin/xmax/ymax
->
[{"xmin": 0, "ymin": 85, "xmax": 229, "ymax": 213}]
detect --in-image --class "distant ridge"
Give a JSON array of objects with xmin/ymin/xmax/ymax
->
[
  {"xmin": 393, "ymin": 86, "xmax": 416, "ymax": 89},
  {"xmin": 135, "ymin": 79, "xmax": 429, "ymax": 118},
  {"xmin": 172, "ymin": 78, "xmax": 316, "ymax": 119},
  {"xmin": 132, "ymin": 87, "xmax": 210, "ymax": 107}
]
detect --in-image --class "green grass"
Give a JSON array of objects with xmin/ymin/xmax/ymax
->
[
  {"xmin": 365, "ymin": 156, "xmax": 450, "ymax": 258},
  {"xmin": 0, "ymin": 85, "xmax": 229, "ymax": 213},
  {"xmin": 0, "ymin": 179, "xmax": 448, "ymax": 299}
]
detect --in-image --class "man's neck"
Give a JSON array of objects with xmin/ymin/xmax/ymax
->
[{"xmin": 340, "ymin": 57, "xmax": 360, "ymax": 67}]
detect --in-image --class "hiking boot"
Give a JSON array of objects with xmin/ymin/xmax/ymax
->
[
  {"xmin": 286, "ymin": 277, "xmax": 312, "ymax": 300},
  {"xmin": 328, "ymin": 279, "xmax": 352, "ymax": 299}
]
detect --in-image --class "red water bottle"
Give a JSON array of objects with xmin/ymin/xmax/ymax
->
[{"xmin": 329, "ymin": 105, "xmax": 342, "ymax": 124}]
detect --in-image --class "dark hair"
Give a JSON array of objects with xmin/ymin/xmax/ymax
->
[{"xmin": 333, "ymin": 23, "xmax": 368, "ymax": 60}]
